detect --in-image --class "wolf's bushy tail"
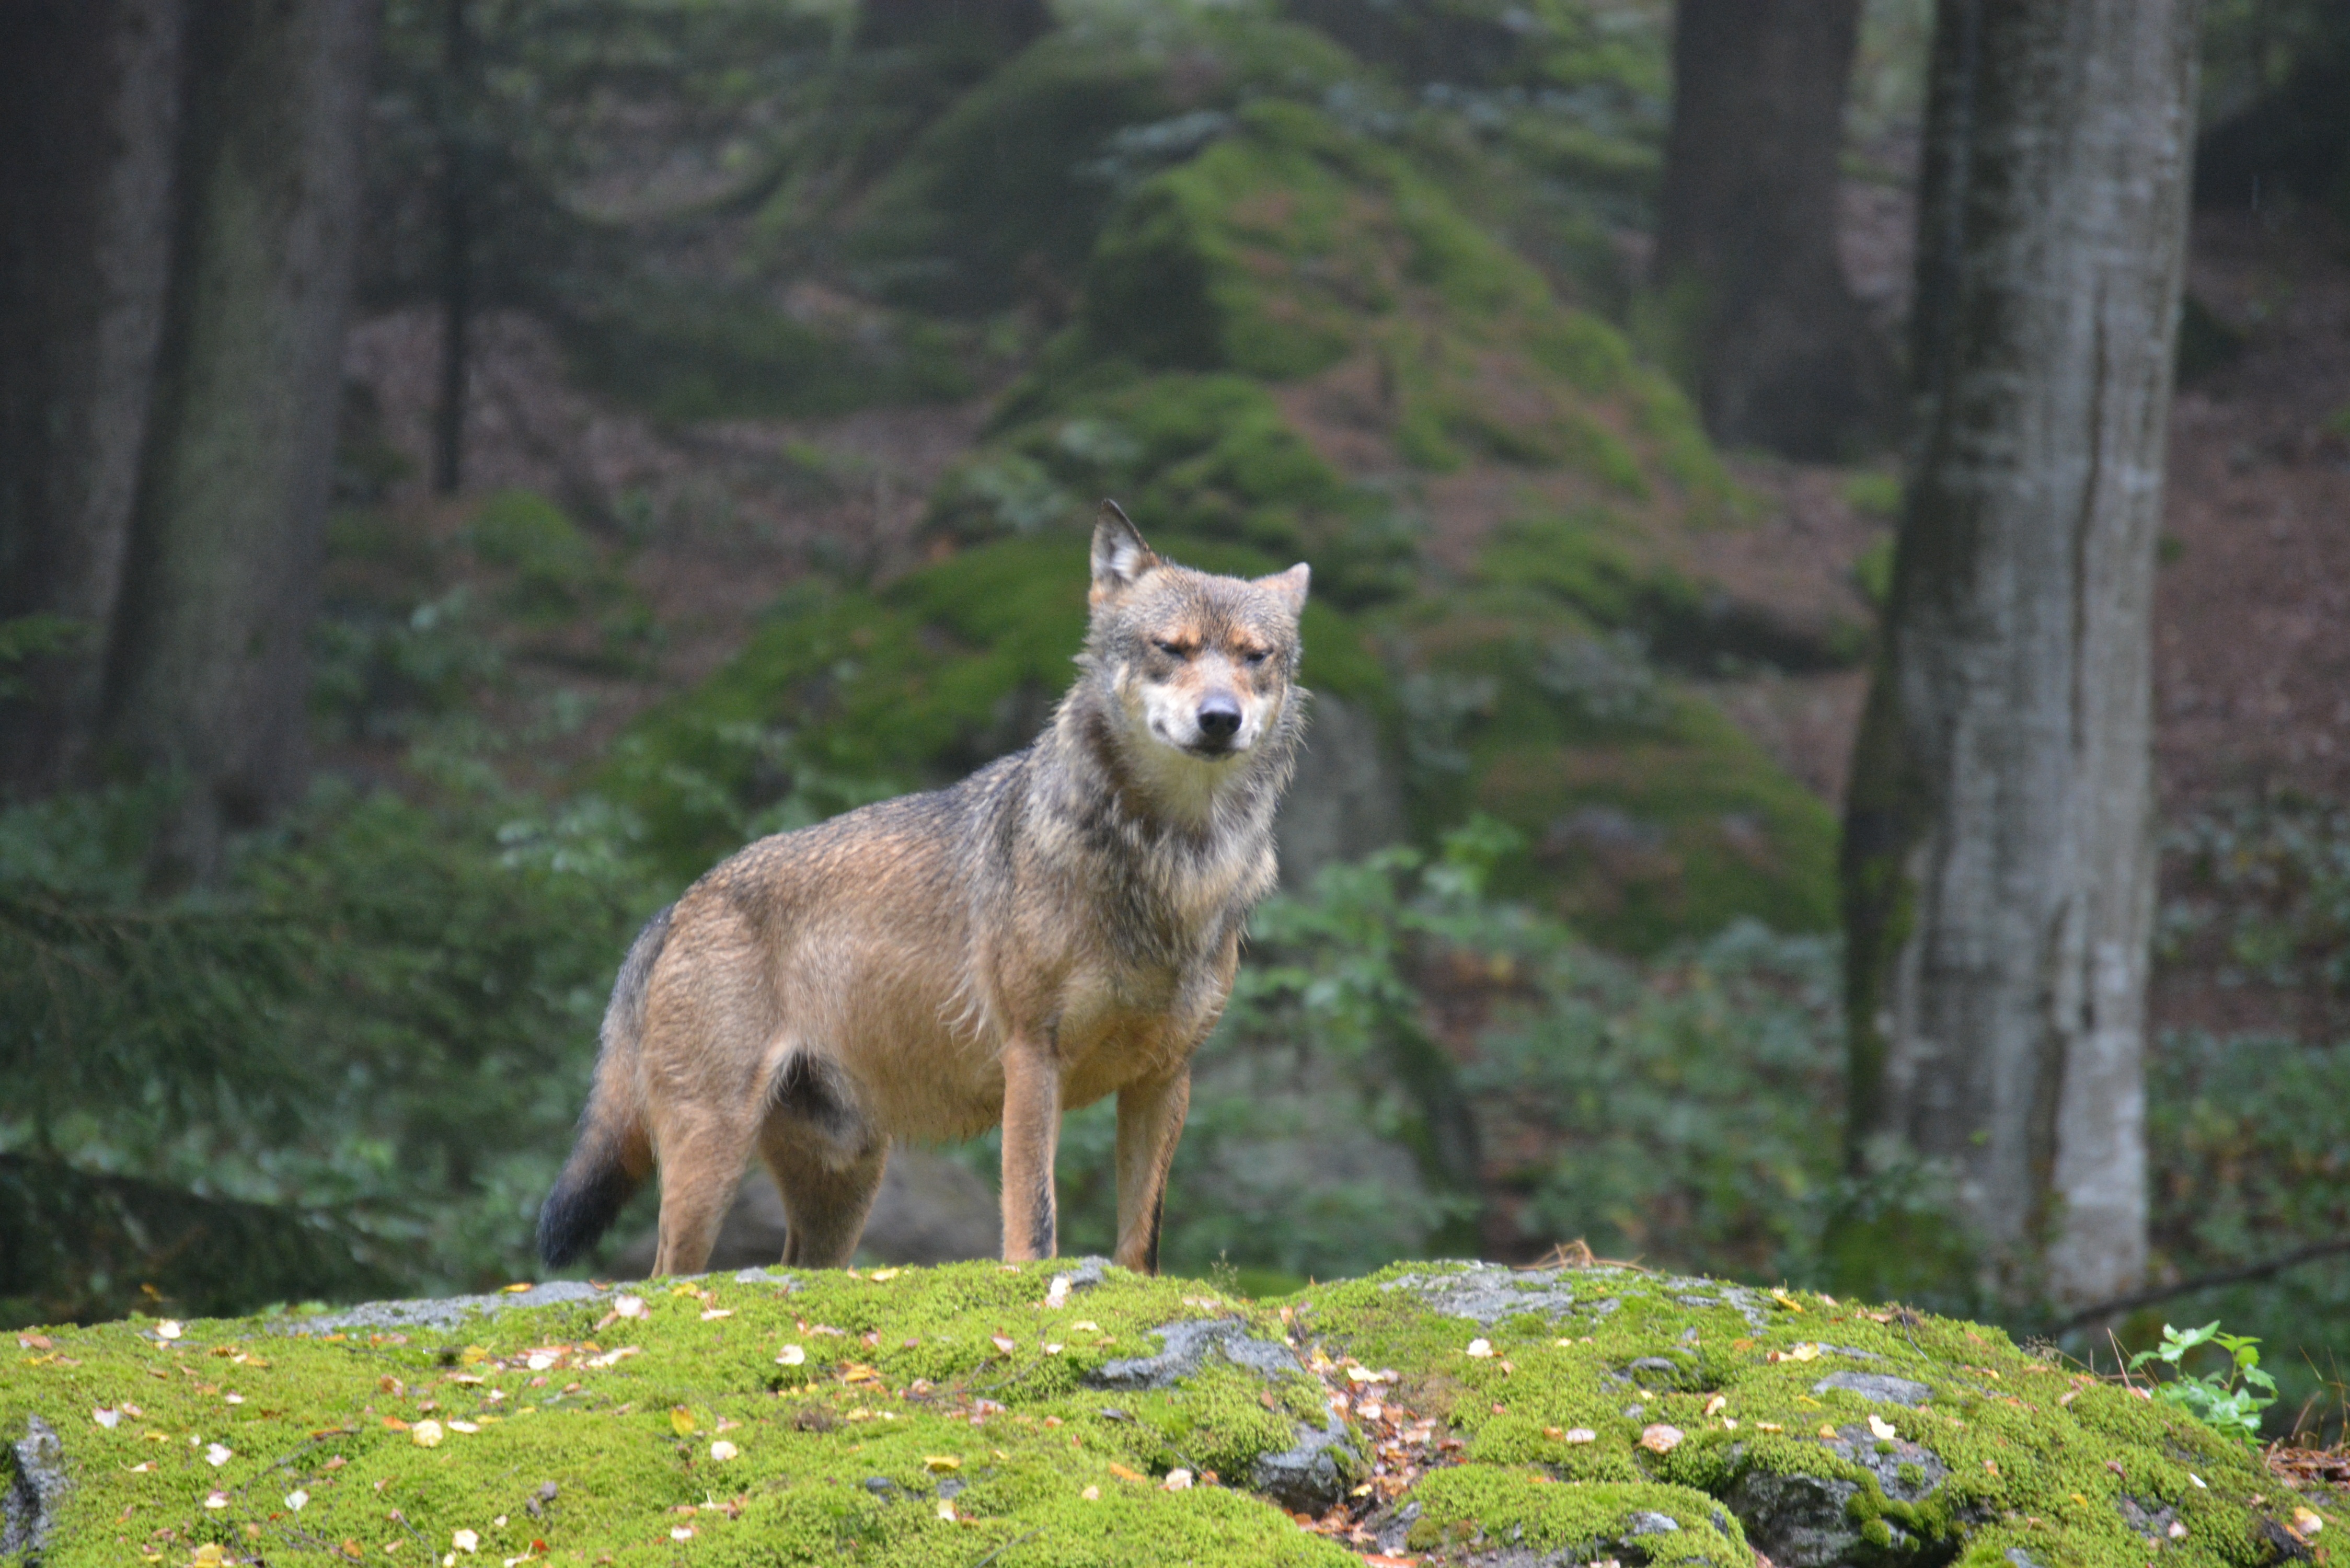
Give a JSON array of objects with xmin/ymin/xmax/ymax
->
[{"xmin": 537, "ymin": 904, "xmax": 671, "ymax": 1268}]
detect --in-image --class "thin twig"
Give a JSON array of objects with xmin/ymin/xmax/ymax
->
[{"xmin": 2048, "ymin": 1236, "xmax": 2350, "ymax": 1335}]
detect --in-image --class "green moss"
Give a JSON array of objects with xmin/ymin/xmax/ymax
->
[
  {"xmin": 4, "ymin": 1262, "xmax": 2324, "ymax": 1568},
  {"xmin": 600, "ymin": 532, "xmax": 1391, "ymax": 880},
  {"xmin": 1066, "ymin": 98, "xmax": 1727, "ymax": 507},
  {"xmin": 932, "ymin": 371, "xmax": 1418, "ymax": 607}
]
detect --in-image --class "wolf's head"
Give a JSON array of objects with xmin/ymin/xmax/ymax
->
[{"xmin": 1079, "ymin": 501, "xmax": 1308, "ymax": 811}]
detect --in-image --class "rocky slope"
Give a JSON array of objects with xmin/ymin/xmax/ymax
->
[{"xmin": 4, "ymin": 1262, "xmax": 2331, "ymax": 1568}]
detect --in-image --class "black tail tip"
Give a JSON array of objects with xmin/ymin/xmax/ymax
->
[{"xmin": 536, "ymin": 1158, "xmax": 637, "ymax": 1270}]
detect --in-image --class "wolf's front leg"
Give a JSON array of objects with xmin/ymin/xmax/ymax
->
[
  {"xmin": 1113, "ymin": 1066, "xmax": 1191, "ymax": 1274},
  {"xmin": 999, "ymin": 1035, "xmax": 1061, "ymax": 1261}
]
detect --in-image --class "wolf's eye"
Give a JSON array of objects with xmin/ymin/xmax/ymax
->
[
  {"xmin": 1153, "ymin": 639, "xmax": 1189, "ymax": 659},
  {"xmin": 1241, "ymin": 649, "xmax": 1270, "ymax": 666}
]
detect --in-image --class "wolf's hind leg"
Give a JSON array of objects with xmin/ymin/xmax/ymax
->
[
  {"xmin": 1113, "ymin": 1066, "xmax": 1190, "ymax": 1275},
  {"xmin": 761, "ymin": 1125, "xmax": 888, "ymax": 1268},
  {"xmin": 648, "ymin": 1108, "xmax": 758, "ymax": 1278}
]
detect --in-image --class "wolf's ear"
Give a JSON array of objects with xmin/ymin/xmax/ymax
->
[
  {"xmin": 1256, "ymin": 563, "xmax": 1310, "ymax": 615},
  {"xmin": 1091, "ymin": 500, "xmax": 1160, "ymax": 598}
]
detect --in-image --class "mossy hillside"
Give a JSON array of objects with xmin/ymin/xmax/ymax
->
[
  {"xmin": 6, "ymin": 1263, "xmax": 2330, "ymax": 1568},
  {"xmin": 1072, "ymin": 97, "xmax": 1728, "ymax": 508},
  {"xmin": 930, "ymin": 371, "xmax": 1420, "ymax": 607},
  {"xmin": 598, "ymin": 533, "xmax": 1392, "ymax": 881},
  {"xmin": 1393, "ymin": 582, "xmax": 1837, "ymax": 951},
  {"xmin": 840, "ymin": 14, "xmax": 1361, "ymax": 314}
]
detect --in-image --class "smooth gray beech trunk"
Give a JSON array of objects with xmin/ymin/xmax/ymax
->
[
  {"xmin": 101, "ymin": 0, "xmax": 375, "ymax": 882},
  {"xmin": 1840, "ymin": 0, "xmax": 2199, "ymax": 1308},
  {"xmin": 0, "ymin": 0, "xmax": 185, "ymax": 797},
  {"xmin": 1650, "ymin": 0, "xmax": 1895, "ymax": 459}
]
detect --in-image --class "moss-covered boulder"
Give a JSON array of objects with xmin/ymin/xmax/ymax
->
[{"xmin": 3, "ymin": 1263, "xmax": 2329, "ymax": 1568}]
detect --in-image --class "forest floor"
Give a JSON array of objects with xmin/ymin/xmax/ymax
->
[{"xmin": 335, "ymin": 193, "xmax": 2350, "ymax": 1050}]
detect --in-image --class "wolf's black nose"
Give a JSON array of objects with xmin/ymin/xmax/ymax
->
[{"xmin": 1196, "ymin": 694, "xmax": 1242, "ymax": 740}]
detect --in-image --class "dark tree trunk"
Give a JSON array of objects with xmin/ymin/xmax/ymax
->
[
  {"xmin": 101, "ymin": 0, "xmax": 376, "ymax": 884},
  {"xmin": 1839, "ymin": 0, "xmax": 2199, "ymax": 1309},
  {"xmin": 0, "ymin": 0, "xmax": 185, "ymax": 798},
  {"xmin": 431, "ymin": 0, "xmax": 470, "ymax": 496},
  {"xmin": 1650, "ymin": 0, "xmax": 1895, "ymax": 459}
]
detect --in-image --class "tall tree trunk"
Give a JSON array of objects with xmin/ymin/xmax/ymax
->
[
  {"xmin": 1839, "ymin": 0, "xmax": 2199, "ymax": 1309},
  {"xmin": 0, "ymin": 0, "xmax": 185, "ymax": 798},
  {"xmin": 101, "ymin": 0, "xmax": 376, "ymax": 884},
  {"xmin": 431, "ymin": 0, "xmax": 470, "ymax": 497},
  {"xmin": 1650, "ymin": 0, "xmax": 1895, "ymax": 459}
]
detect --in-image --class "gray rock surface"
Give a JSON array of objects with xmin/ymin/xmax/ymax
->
[
  {"xmin": 1821, "ymin": 1423, "xmax": 1948, "ymax": 1503},
  {"xmin": 1384, "ymin": 1263, "xmax": 1770, "ymax": 1329},
  {"xmin": 1812, "ymin": 1370, "xmax": 1934, "ymax": 1407},
  {"xmin": 1277, "ymin": 695, "xmax": 1407, "ymax": 889},
  {"xmin": 284, "ymin": 1279, "xmax": 612, "ymax": 1335},
  {"xmin": 1249, "ymin": 1410, "xmax": 1356, "ymax": 1516},
  {"xmin": 1085, "ymin": 1319, "xmax": 1303, "ymax": 1391},
  {"xmin": 2, "ymin": 1416, "xmax": 68, "ymax": 1561},
  {"xmin": 612, "ymin": 1147, "xmax": 1000, "ymax": 1275},
  {"xmin": 1723, "ymin": 1469, "xmax": 1867, "ymax": 1568}
]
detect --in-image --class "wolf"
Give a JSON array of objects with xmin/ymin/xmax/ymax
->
[{"xmin": 536, "ymin": 502, "xmax": 1309, "ymax": 1277}]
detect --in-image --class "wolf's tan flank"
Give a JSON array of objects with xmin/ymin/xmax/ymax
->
[{"xmin": 537, "ymin": 503, "xmax": 1309, "ymax": 1276}]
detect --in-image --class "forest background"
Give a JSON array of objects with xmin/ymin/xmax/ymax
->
[{"xmin": 4, "ymin": 0, "xmax": 2350, "ymax": 1442}]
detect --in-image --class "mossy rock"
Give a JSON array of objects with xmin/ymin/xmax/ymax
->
[
  {"xmin": 930, "ymin": 371, "xmax": 1419, "ymax": 607},
  {"xmin": 600, "ymin": 533, "xmax": 1392, "ymax": 882},
  {"xmin": 842, "ymin": 17, "xmax": 1359, "ymax": 313},
  {"xmin": 1072, "ymin": 97, "xmax": 1726, "ymax": 506},
  {"xmin": 3, "ymin": 1262, "xmax": 2325, "ymax": 1567}
]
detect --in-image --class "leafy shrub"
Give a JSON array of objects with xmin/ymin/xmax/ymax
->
[
  {"xmin": 2128, "ymin": 1321, "xmax": 2279, "ymax": 1444},
  {"xmin": 0, "ymin": 771, "xmax": 669, "ymax": 1325}
]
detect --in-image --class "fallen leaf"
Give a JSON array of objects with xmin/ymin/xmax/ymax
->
[
  {"xmin": 1071, "ymin": 1320, "xmax": 1099, "ymax": 1332},
  {"xmin": 1565, "ymin": 1428, "xmax": 1596, "ymax": 1445},
  {"xmin": 156, "ymin": 1321, "xmax": 184, "ymax": 1341},
  {"xmin": 287, "ymin": 1490, "xmax": 310, "ymax": 1511},
  {"xmin": 1868, "ymin": 1415, "xmax": 1898, "ymax": 1442},
  {"xmin": 925, "ymin": 1455, "xmax": 962, "ymax": 1473},
  {"xmin": 1346, "ymin": 1366, "xmax": 1378, "ymax": 1383},
  {"xmin": 1164, "ymin": 1469, "xmax": 1193, "ymax": 1491},
  {"xmin": 2294, "ymin": 1509, "xmax": 2324, "ymax": 1537},
  {"xmin": 501, "ymin": 1283, "xmax": 534, "ymax": 1294},
  {"xmin": 452, "ymin": 1530, "xmax": 479, "ymax": 1554},
  {"xmin": 1789, "ymin": 1343, "xmax": 1820, "ymax": 1362},
  {"xmin": 2168, "ymin": 1522, "xmax": 2189, "ymax": 1541},
  {"xmin": 990, "ymin": 1335, "xmax": 1017, "ymax": 1355},
  {"xmin": 1818, "ymin": 1424, "xmax": 1838, "ymax": 1438},
  {"xmin": 1080, "ymin": 1485, "xmax": 1100, "ymax": 1502},
  {"xmin": 1045, "ymin": 1276, "xmax": 1069, "ymax": 1308},
  {"xmin": 699, "ymin": 1310, "xmax": 733, "ymax": 1321},
  {"xmin": 1756, "ymin": 1423, "xmax": 1783, "ymax": 1433},
  {"xmin": 411, "ymin": 1421, "xmax": 444, "ymax": 1448},
  {"xmin": 709, "ymin": 1441, "xmax": 738, "ymax": 1462},
  {"xmin": 669, "ymin": 1527, "xmax": 693, "ymax": 1542},
  {"xmin": 776, "ymin": 1345, "xmax": 806, "ymax": 1366},
  {"xmin": 446, "ymin": 1421, "xmax": 479, "ymax": 1435},
  {"xmin": 935, "ymin": 1500, "xmax": 955, "ymax": 1521},
  {"xmin": 1638, "ymin": 1424, "xmax": 1683, "ymax": 1454},
  {"xmin": 1108, "ymin": 1463, "xmax": 1145, "ymax": 1483},
  {"xmin": 869, "ymin": 1268, "xmax": 901, "ymax": 1282},
  {"xmin": 1703, "ymin": 1396, "xmax": 1727, "ymax": 1417},
  {"xmin": 612, "ymin": 1296, "xmax": 647, "ymax": 1320},
  {"xmin": 204, "ymin": 1491, "xmax": 228, "ymax": 1510},
  {"xmin": 205, "ymin": 1444, "xmax": 233, "ymax": 1467},
  {"xmin": 94, "ymin": 1408, "xmax": 121, "ymax": 1428},
  {"xmin": 1465, "ymin": 1339, "xmax": 1493, "ymax": 1359},
  {"xmin": 670, "ymin": 1408, "xmax": 697, "ymax": 1436}
]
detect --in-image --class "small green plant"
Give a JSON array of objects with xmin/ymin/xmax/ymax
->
[{"xmin": 2128, "ymin": 1320, "xmax": 2277, "ymax": 1443}]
